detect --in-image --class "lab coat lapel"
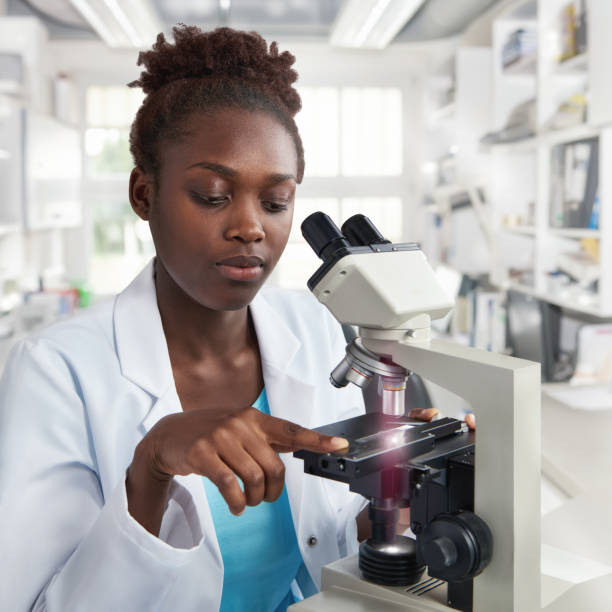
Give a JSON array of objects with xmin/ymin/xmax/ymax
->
[
  {"xmin": 113, "ymin": 260, "xmax": 222, "ymax": 568},
  {"xmin": 114, "ymin": 260, "xmax": 172, "ymax": 401},
  {"xmin": 249, "ymin": 290, "xmax": 318, "ymax": 541}
]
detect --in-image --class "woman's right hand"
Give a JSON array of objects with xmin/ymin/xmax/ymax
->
[{"xmin": 126, "ymin": 407, "xmax": 349, "ymax": 532}]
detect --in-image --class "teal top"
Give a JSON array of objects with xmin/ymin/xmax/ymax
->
[{"xmin": 202, "ymin": 389, "xmax": 310, "ymax": 612}]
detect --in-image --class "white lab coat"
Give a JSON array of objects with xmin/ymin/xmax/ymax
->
[{"xmin": 0, "ymin": 260, "xmax": 366, "ymax": 611}]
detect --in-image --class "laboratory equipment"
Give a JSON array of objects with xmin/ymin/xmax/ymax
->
[
  {"xmin": 506, "ymin": 290, "xmax": 572, "ymax": 382},
  {"xmin": 289, "ymin": 213, "xmax": 609, "ymax": 611}
]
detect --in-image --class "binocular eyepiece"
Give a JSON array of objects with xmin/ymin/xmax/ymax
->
[{"xmin": 301, "ymin": 212, "xmax": 390, "ymax": 261}]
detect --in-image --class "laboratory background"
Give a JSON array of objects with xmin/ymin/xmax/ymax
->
[{"xmin": 1, "ymin": 0, "xmax": 611, "ymax": 608}]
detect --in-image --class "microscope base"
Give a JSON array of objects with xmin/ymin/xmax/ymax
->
[
  {"xmin": 288, "ymin": 550, "xmax": 612, "ymax": 612},
  {"xmin": 289, "ymin": 553, "xmax": 451, "ymax": 611}
]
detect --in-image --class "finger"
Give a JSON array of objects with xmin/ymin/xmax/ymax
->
[
  {"xmin": 242, "ymin": 440, "xmax": 287, "ymax": 502},
  {"xmin": 204, "ymin": 458, "xmax": 247, "ymax": 516},
  {"xmin": 269, "ymin": 444, "xmax": 295, "ymax": 454},
  {"xmin": 465, "ymin": 413, "xmax": 476, "ymax": 430},
  {"xmin": 219, "ymin": 447, "xmax": 266, "ymax": 507},
  {"xmin": 408, "ymin": 408, "xmax": 439, "ymax": 421},
  {"xmin": 262, "ymin": 415, "xmax": 349, "ymax": 453}
]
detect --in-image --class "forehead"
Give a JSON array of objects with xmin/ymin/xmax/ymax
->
[{"xmin": 160, "ymin": 108, "xmax": 298, "ymax": 178}]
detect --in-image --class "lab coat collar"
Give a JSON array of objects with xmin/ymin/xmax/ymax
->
[
  {"xmin": 114, "ymin": 260, "xmax": 172, "ymax": 400},
  {"xmin": 113, "ymin": 259, "xmax": 315, "ymax": 408},
  {"xmin": 249, "ymin": 289, "xmax": 300, "ymax": 378}
]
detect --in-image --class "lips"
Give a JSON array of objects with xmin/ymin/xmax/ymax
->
[
  {"xmin": 217, "ymin": 255, "xmax": 264, "ymax": 267},
  {"xmin": 216, "ymin": 254, "xmax": 264, "ymax": 282}
]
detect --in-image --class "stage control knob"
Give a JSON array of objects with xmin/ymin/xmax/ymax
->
[
  {"xmin": 417, "ymin": 511, "xmax": 492, "ymax": 582},
  {"xmin": 424, "ymin": 536, "xmax": 458, "ymax": 570}
]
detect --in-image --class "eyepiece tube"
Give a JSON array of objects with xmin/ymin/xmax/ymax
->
[
  {"xmin": 341, "ymin": 214, "xmax": 390, "ymax": 246},
  {"xmin": 301, "ymin": 212, "xmax": 350, "ymax": 261}
]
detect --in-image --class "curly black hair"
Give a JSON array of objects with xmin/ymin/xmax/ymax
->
[{"xmin": 128, "ymin": 25, "xmax": 305, "ymax": 182}]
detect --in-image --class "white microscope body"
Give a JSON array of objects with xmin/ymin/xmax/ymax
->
[{"xmin": 289, "ymin": 213, "xmax": 609, "ymax": 612}]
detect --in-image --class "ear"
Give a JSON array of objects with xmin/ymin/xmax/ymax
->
[{"xmin": 129, "ymin": 167, "xmax": 155, "ymax": 220}]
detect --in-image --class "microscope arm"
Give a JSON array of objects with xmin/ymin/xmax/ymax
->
[{"xmin": 361, "ymin": 333, "xmax": 541, "ymax": 612}]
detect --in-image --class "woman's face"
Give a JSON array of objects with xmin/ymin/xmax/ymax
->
[{"xmin": 133, "ymin": 107, "xmax": 298, "ymax": 311}]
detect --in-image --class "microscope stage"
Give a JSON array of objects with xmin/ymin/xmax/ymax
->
[{"xmin": 294, "ymin": 414, "xmax": 473, "ymax": 483}]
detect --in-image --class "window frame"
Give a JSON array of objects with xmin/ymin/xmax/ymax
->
[{"xmin": 76, "ymin": 71, "xmax": 415, "ymax": 292}]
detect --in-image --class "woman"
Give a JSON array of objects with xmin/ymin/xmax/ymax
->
[{"xmin": 0, "ymin": 26, "xmax": 435, "ymax": 611}]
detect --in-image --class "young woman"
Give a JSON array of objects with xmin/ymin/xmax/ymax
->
[{"xmin": 0, "ymin": 26, "xmax": 436, "ymax": 611}]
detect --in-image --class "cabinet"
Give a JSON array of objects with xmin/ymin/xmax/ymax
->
[
  {"xmin": 0, "ymin": 95, "xmax": 23, "ymax": 307},
  {"xmin": 24, "ymin": 113, "xmax": 82, "ymax": 230},
  {"xmin": 0, "ymin": 17, "xmax": 83, "ymax": 314},
  {"xmin": 491, "ymin": 0, "xmax": 612, "ymax": 316},
  {"xmin": 419, "ymin": 47, "xmax": 493, "ymax": 277},
  {"xmin": 422, "ymin": 0, "xmax": 612, "ymax": 318}
]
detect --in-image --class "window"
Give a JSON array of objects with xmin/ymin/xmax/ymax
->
[
  {"xmin": 84, "ymin": 85, "xmax": 405, "ymax": 294},
  {"xmin": 296, "ymin": 88, "xmax": 340, "ymax": 177},
  {"xmin": 85, "ymin": 129, "xmax": 133, "ymax": 176},
  {"xmin": 341, "ymin": 88, "xmax": 403, "ymax": 176},
  {"xmin": 90, "ymin": 199, "xmax": 155, "ymax": 294},
  {"xmin": 85, "ymin": 86, "xmax": 143, "ymax": 177},
  {"xmin": 297, "ymin": 86, "xmax": 403, "ymax": 178},
  {"xmin": 84, "ymin": 86, "xmax": 152, "ymax": 294},
  {"xmin": 273, "ymin": 87, "xmax": 405, "ymax": 290}
]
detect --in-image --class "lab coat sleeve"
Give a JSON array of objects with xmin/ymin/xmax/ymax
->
[{"xmin": 0, "ymin": 340, "xmax": 203, "ymax": 612}]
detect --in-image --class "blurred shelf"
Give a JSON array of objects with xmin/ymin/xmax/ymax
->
[
  {"xmin": 486, "ymin": 125, "xmax": 600, "ymax": 153},
  {"xmin": 541, "ymin": 123, "xmax": 600, "ymax": 145},
  {"xmin": 430, "ymin": 183, "xmax": 468, "ymax": 203},
  {"xmin": 430, "ymin": 102, "xmax": 456, "ymax": 123},
  {"xmin": 507, "ymin": 282, "xmax": 608, "ymax": 317},
  {"xmin": 549, "ymin": 228, "xmax": 600, "ymax": 239},
  {"xmin": 26, "ymin": 221, "xmax": 82, "ymax": 232},
  {"xmin": 554, "ymin": 53, "xmax": 588, "ymax": 74},
  {"xmin": 0, "ymin": 224, "xmax": 20, "ymax": 237},
  {"xmin": 500, "ymin": 0, "xmax": 537, "ymax": 20},
  {"xmin": 485, "ymin": 136, "xmax": 537, "ymax": 153},
  {"xmin": 501, "ymin": 225, "xmax": 536, "ymax": 235},
  {"xmin": 502, "ymin": 54, "xmax": 537, "ymax": 76}
]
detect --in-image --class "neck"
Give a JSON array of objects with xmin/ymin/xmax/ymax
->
[{"xmin": 154, "ymin": 259, "xmax": 254, "ymax": 363}]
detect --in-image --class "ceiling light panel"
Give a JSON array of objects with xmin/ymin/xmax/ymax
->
[
  {"xmin": 330, "ymin": 0, "xmax": 426, "ymax": 49},
  {"xmin": 69, "ymin": 0, "xmax": 164, "ymax": 48}
]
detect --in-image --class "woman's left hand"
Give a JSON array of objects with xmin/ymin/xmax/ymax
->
[
  {"xmin": 408, "ymin": 407, "xmax": 476, "ymax": 430},
  {"xmin": 407, "ymin": 408, "xmax": 438, "ymax": 421}
]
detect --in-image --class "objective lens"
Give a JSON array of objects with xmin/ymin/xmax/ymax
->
[{"xmin": 330, "ymin": 357, "xmax": 351, "ymax": 388}]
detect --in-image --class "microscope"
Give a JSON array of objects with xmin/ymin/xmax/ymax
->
[{"xmin": 290, "ymin": 213, "xmax": 542, "ymax": 612}]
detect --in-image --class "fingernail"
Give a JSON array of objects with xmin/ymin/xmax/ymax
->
[{"xmin": 330, "ymin": 436, "xmax": 349, "ymax": 449}]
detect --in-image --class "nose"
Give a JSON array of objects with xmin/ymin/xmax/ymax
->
[{"xmin": 223, "ymin": 198, "xmax": 265, "ymax": 243}]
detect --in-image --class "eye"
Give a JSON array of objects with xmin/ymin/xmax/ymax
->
[
  {"xmin": 263, "ymin": 199, "xmax": 290, "ymax": 213},
  {"xmin": 190, "ymin": 192, "xmax": 230, "ymax": 207}
]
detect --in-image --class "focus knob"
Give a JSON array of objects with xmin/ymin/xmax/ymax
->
[
  {"xmin": 424, "ymin": 536, "xmax": 458, "ymax": 571},
  {"xmin": 417, "ymin": 511, "xmax": 493, "ymax": 582}
]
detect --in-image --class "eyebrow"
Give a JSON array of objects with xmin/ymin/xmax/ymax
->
[
  {"xmin": 187, "ymin": 161, "xmax": 237, "ymax": 177},
  {"xmin": 186, "ymin": 161, "xmax": 296, "ymax": 184}
]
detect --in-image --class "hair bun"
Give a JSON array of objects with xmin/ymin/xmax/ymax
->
[{"xmin": 130, "ymin": 25, "xmax": 301, "ymax": 116}]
